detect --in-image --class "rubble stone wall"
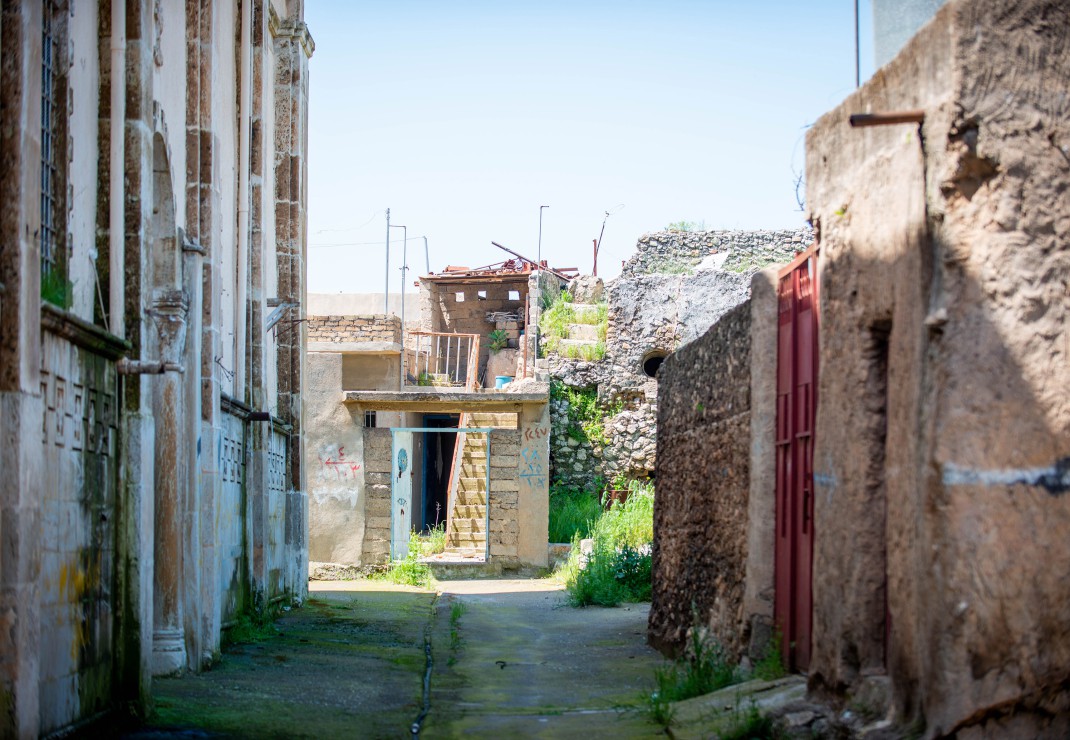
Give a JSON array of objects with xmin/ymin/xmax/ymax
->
[
  {"xmin": 649, "ymin": 301, "xmax": 752, "ymax": 660},
  {"xmin": 307, "ymin": 314, "xmax": 402, "ymax": 344},
  {"xmin": 621, "ymin": 228, "xmax": 812, "ymax": 278}
]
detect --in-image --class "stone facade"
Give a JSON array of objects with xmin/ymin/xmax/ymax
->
[
  {"xmin": 648, "ymin": 301, "xmax": 753, "ymax": 661},
  {"xmin": 545, "ymin": 231, "xmax": 791, "ymax": 490},
  {"xmin": 0, "ymin": 2, "xmax": 313, "ymax": 734},
  {"xmin": 307, "ymin": 314, "xmax": 402, "ymax": 344},
  {"xmin": 621, "ymin": 228, "xmax": 812, "ymax": 278}
]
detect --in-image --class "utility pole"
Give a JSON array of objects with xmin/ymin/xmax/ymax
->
[
  {"xmin": 538, "ymin": 205, "xmax": 549, "ymax": 267},
  {"xmin": 384, "ymin": 208, "xmax": 391, "ymax": 314},
  {"xmin": 389, "ymin": 222, "xmax": 408, "ymax": 388},
  {"xmin": 422, "ymin": 236, "xmax": 429, "ymax": 274}
]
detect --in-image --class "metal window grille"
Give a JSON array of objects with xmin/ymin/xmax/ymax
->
[
  {"xmin": 364, "ymin": 410, "xmax": 377, "ymax": 428},
  {"xmin": 40, "ymin": 0, "xmax": 60, "ymax": 280}
]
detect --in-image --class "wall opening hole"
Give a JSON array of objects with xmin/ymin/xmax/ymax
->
[
  {"xmin": 455, "ymin": 291, "xmax": 465, "ymax": 302},
  {"xmin": 642, "ymin": 350, "xmax": 669, "ymax": 378},
  {"xmin": 477, "ymin": 290, "xmax": 487, "ymax": 300},
  {"xmin": 508, "ymin": 290, "xmax": 520, "ymax": 301}
]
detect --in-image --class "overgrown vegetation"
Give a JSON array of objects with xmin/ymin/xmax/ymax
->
[
  {"xmin": 665, "ymin": 220, "xmax": 707, "ymax": 232},
  {"xmin": 550, "ymin": 381, "xmax": 623, "ymax": 447},
  {"xmin": 548, "ymin": 485, "xmax": 602, "ymax": 543},
  {"xmin": 419, "ymin": 524, "xmax": 447, "ymax": 557},
  {"xmin": 487, "ymin": 329, "xmax": 509, "ymax": 352},
  {"xmin": 646, "ymin": 619, "xmax": 739, "ymax": 727},
  {"xmin": 539, "ymin": 290, "xmax": 608, "ymax": 361},
  {"xmin": 222, "ymin": 602, "xmax": 281, "ymax": 648},
  {"xmin": 377, "ymin": 530, "xmax": 435, "ymax": 588},
  {"xmin": 716, "ymin": 702, "xmax": 786, "ymax": 740},
  {"xmin": 558, "ymin": 480, "xmax": 655, "ymax": 607},
  {"xmin": 752, "ymin": 629, "xmax": 786, "ymax": 681}
]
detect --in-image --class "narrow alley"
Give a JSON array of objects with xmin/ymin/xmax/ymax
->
[{"xmin": 123, "ymin": 579, "xmax": 666, "ymax": 739}]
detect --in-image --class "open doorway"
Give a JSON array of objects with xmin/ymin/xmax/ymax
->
[{"xmin": 422, "ymin": 414, "xmax": 459, "ymax": 530}]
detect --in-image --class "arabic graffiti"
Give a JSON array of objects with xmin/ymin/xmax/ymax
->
[{"xmin": 318, "ymin": 444, "xmax": 361, "ymax": 480}]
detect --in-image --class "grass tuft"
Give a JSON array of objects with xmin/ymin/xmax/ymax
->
[
  {"xmin": 548, "ymin": 485, "xmax": 602, "ymax": 543},
  {"xmin": 646, "ymin": 622, "xmax": 739, "ymax": 727},
  {"xmin": 377, "ymin": 530, "xmax": 435, "ymax": 588}
]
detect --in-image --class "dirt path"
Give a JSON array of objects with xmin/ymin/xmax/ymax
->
[{"xmin": 117, "ymin": 579, "xmax": 667, "ymax": 739}]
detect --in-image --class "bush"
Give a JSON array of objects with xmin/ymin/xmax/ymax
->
[
  {"xmin": 548, "ymin": 486, "xmax": 601, "ymax": 543},
  {"xmin": 561, "ymin": 481, "xmax": 655, "ymax": 607},
  {"xmin": 378, "ymin": 530, "xmax": 434, "ymax": 588}
]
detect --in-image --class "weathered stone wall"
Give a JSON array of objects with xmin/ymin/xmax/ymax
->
[
  {"xmin": 649, "ymin": 302, "xmax": 752, "ymax": 660},
  {"xmin": 546, "ymin": 246, "xmax": 759, "ymax": 488},
  {"xmin": 306, "ymin": 314, "xmax": 402, "ymax": 344},
  {"xmin": 488, "ymin": 429, "xmax": 522, "ymax": 563},
  {"xmin": 621, "ymin": 228, "xmax": 812, "ymax": 278},
  {"xmin": 804, "ymin": 0, "xmax": 1070, "ymax": 734},
  {"xmin": 361, "ymin": 429, "xmax": 393, "ymax": 564}
]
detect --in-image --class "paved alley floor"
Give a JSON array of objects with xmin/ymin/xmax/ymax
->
[{"xmin": 122, "ymin": 579, "xmax": 668, "ymax": 739}]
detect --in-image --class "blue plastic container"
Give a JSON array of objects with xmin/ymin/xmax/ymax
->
[{"xmin": 494, "ymin": 375, "xmax": 514, "ymax": 389}]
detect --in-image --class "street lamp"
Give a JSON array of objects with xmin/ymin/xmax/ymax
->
[
  {"xmin": 389, "ymin": 222, "xmax": 407, "ymax": 388},
  {"xmin": 538, "ymin": 205, "xmax": 549, "ymax": 267}
]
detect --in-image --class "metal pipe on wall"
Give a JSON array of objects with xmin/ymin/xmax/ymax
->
[
  {"xmin": 109, "ymin": 0, "xmax": 126, "ymax": 337},
  {"xmin": 235, "ymin": 0, "xmax": 252, "ymax": 400}
]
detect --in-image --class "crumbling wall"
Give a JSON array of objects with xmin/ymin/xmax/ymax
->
[
  {"xmin": 622, "ymin": 229, "xmax": 811, "ymax": 278},
  {"xmin": 649, "ymin": 302, "xmax": 752, "ymax": 660},
  {"xmin": 307, "ymin": 315, "xmax": 402, "ymax": 344},
  {"xmin": 805, "ymin": 0, "xmax": 1070, "ymax": 734},
  {"xmin": 545, "ymin": 237, "xmax": 766, "ymax": 487}
]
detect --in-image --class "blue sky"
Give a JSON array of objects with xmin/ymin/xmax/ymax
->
[{"xmin": 305, "ymin": 1, "xmax": 874, "ymax": 296}]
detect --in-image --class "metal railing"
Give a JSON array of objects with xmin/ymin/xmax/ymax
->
[{"xmin": 406, "ymin": 331, "xmax": 481, "ymax": 390}]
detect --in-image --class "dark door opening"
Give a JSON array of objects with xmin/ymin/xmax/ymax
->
[{"xmin": 422, "ymin": 414, "xmax": 459, "ymax": 530}]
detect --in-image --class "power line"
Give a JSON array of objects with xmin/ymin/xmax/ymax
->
[{"xmin": 310, "ymin": 236, "xmax": 428, "ymax": 249}]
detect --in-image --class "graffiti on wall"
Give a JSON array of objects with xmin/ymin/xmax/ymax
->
[
  {"xmin": 318, "ymin": 444, "xmax": 361, "ymax": 481},
  {"xmin": 520, "ymin": 446, "xmax": 546, "ymax": 488}
]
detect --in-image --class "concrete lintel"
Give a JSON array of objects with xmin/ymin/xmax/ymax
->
[
  {"xmin": 343, "ymin": 390, "xmax": 547, "ymax": 413},
  {"xmin": 308, "ymin": 341, "xmax": 401, "ymax": 354}
]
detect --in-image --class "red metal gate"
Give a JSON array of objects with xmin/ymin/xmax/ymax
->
[{"xmin": 774, "ymin": 245, "xmax": 819, "ymax": 672}]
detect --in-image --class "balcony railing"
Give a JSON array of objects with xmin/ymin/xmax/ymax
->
[{"xmin": 405, "ymin": 331, "xmax": 481, "ymax": 391}]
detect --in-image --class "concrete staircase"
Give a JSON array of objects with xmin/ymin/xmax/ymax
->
[
  {"xmin": 549, "ymin": 302, "xmax": 605, "ymax": 358},
  {"xmin": 443, "ymin": 412, "xmax": 517, "ymax": 558}
]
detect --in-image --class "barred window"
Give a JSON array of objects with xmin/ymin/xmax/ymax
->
[
  {"xmin": 40, "ymin": 0, "xmax": 67, "ymax": 305},
  {"xmin": 364, "ymin": 410, "xmax": 377, "ymax": 428}
]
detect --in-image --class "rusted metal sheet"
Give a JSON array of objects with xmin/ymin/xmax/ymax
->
[{"xmin": 774, "ymin": 244, "xmax": 819, "ymax": 672}]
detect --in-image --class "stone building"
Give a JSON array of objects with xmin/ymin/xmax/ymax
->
[
  {"xmin": 650, "ymin": 0, "xmax": 1069, "ymax": 735},
  {"xmin": 0, "ymin": 1, "xmax": 313, "ymax": 734},
  {"xmin": 307, "ymin": 265, "xmax": 552, "ymax": 572}
]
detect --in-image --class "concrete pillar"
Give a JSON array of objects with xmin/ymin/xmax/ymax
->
[
  {"xmin": 182, "ymin": 242, "xmax": 204, "ymax": 667},
  {"xmin": 151, "ymin": 291, "xmax": 189, "ymax": 675},
  {"xmin": 516, "ymin": 402, "xmax": 550, "ymax": 567}
]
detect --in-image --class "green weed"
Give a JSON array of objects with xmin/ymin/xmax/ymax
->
[
  {"xmin": 377, "ymin": 531, "xmax": 435, "ymax": 588},
  {"xmin": 222, "ymin": 604, "xmax": 280, "ymax": 648},
  {"xmin": 487, "ymin": 329, "xmax": 509, "ymax": 352},
  {"xmin": 561, "ymin": 482, "xmax": 655, "ymax": 607},
  {"xmin": 716, "ymin": 701, "xmax": 786, "ymax": 740},
  {"xmin": 752, "ymin": 628, "xmax": 787, "ymax": 681},
  {"xmin": 646, "ymin": 624, "xmax": 739, "ymax": 726},
  {"xmin": 665, "ymin": 220, "xmax": 707, "ymax": 232},
  {"xmin": 550, "ymin": 382, "xmax": 612, "ymax": 445},
  {"xmin": 40, "ymin": 269, "xmax": 72, "ymax": 309},
  {"xmin": 419, "ymin": 524, "xmax": 447, "ymax": 557},
  {"xmin": 548, "ymin": 485, "xmax": 602, "ymax": 543}
]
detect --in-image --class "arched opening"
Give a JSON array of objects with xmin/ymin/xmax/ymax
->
[{"xmin": 642, "ymin": 350, "xmax": 669, "ymax": 378}]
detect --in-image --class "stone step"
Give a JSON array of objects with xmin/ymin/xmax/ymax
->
[
  {"xmin": 567, "ymin": 323, "xmax": 601, "ymax": 341},
  {"xmin": 455, "ymin": 490, "xmax": 486, "ymax": 506},
  {"xmin": 450, "ymin": 517, "xmax": 486, "ymax": 534},
  {"xmin": 459, "ymin": 476, "xmax": 487, "ymax": 491},
  {"xmin": 568, "ymin": 302, "xmax": 599, "ymax": 313},
  {"xmin": 450, "ymin": 504, "xmax": 485, "ymax": 520},
  {"xmin": 447, "ymin": 532, "xmax": 486, "ymax": 548},
  {"xmin": 460, "ymin": 463, "xmax": 486, "ymax": 477}
]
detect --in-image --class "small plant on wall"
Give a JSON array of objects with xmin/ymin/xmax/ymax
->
[{"xmin": 487, "ymin": 329, "xmax": 509, "ymax": 352}]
